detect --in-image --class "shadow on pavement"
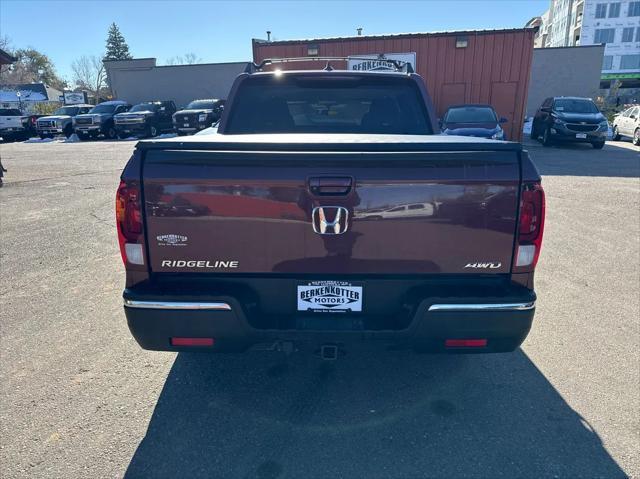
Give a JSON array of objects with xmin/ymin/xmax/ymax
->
[
  {"xmin": 523, "ymin": 139, "xmax": 639, "ymax": 178},
  {"xmin": 125, "ymin": 348, "xmax": 626, "ymax": 479}
]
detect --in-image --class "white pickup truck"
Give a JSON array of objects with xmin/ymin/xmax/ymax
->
[{"xmin": 0, "ymin": 108, "xmax": 35, "ymax": 142}]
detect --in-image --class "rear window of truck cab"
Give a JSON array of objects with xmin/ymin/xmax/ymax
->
[
  {"xmin": 0, "ymin": 109, "xmax": 22, "ymax": 116},
  {"xmin": 225, "ymin": 74, "xmax": 432, "ymax": 135}
]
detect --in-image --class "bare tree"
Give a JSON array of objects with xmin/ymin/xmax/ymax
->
[
  {"xmin": 71, "ymin": 55, "xmax": 107, "ymax": 103},
  {"xmin": 0, "ymin": 34, "xmax": 12, "ymax": 52},
  {"xmin": 183, "ymin": 52, "xmax": 200, "ymax": 64},
  {"xmin": 164, "ymin": 52, "xmax": 202, "ymax": 65}
]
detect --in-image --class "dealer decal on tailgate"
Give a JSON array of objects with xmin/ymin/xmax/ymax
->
[{"xmin": 297, "ymin": 281, "xmax": 363, "ymax": 312}]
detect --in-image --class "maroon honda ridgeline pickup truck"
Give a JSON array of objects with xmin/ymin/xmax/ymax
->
[{"xmin": 116, "ymin": 68, "xmax": 545, "ymax": 357}]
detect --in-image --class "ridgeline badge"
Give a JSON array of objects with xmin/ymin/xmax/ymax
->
[{"xmin": 297, "ymin": 281, "xmax": 363, "ymax": 312}]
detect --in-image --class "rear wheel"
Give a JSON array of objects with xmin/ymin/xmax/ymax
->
[
  {"xmin": 542, "ymin": 127, "xmax": 552, "ymax": 147},
  {"xmin": 633, "ymin": 129, "xmax": 639, "ymax": 146},
  {"xmin": 612, "ymin": 125, "xmax": 621, "ymax": 141},
  {"xmin": 147, "ymin": 125, "xmax": 158, "ymax": 137}
]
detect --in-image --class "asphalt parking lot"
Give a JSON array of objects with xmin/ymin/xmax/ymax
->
[{"xmin": 0, "ymin": 137, "xmax": 638, "ymax": 479}]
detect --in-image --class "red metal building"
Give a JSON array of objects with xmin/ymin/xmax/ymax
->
[{"xmin": 252, "ymin": 28, "xmax": 536, "ymax": 141}]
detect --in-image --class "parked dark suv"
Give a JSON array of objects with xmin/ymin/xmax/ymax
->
[
  {"xmin": 173, "ymin": 99, "xmax": 225, "ymax": 135},
  {"xmin": 114, "ymin": 100, "xmax": 176, "ymax": 139},
  {"xmin": 531, "ymin": 96, "xmax": 607, "ymax": 149}
]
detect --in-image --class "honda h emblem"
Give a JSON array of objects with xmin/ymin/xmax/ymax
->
[{"xmin": 312, "ymin": 206, "xmax": 349, "ymax": 235}]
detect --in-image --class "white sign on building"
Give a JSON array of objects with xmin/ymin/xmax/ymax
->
[
  {"xmin": 347, "ymin": 53, "xmax": 417, "ymax": 72},
  {"xmin": 63, "ymin": 91, "xmax": 87, "ymax": 105}
]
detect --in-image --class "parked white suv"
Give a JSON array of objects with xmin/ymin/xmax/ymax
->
[{"xmin": 612, "ymin": 106, "xmax": 639, "ymax": 146}]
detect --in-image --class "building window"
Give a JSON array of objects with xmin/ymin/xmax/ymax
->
[
  {"xmin": 629, "ymin": 1, "xmax": 640, "ymax": 16},
  {"xmin": 595, "ymin": 3, "xmax": 607, "ymax": 17},
  {"xmin": 608, "ymin": 2, "xmax": 621, "ymax": 17},
  {"xmin": 602, "ymin": 55, "xmax": 614, "ymax": 70},
  {"xmin": 622, "ymin": 27, "xmax": 635, "ymax": 42},
  {"xmin": 620, "ymin": 55, "xmax": 640, "ymax": 69},
  {"xmin": 636, "ymin": 27, "xmax": 640, "ymax": 42},
  {"xmin": 594, "ymin": 28, "xmax": 616, "ymax": 43}
]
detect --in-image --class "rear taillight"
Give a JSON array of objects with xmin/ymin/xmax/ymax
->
[
  {"xmin": 116, "ymin": 180, "xmax": 144, "ymax": 265},
  {"xmin": 515, "ymin": 182, "xmax": 545, "ymax": 269},
  {"xmin": 445, "ymin": 339, "xmax": 487, "ymax": 348}
]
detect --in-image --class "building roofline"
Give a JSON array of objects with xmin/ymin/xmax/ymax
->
[
  {"xmin": 252, "ymin": 27, "xmax": 537, "ymax": 46},
  {"xmin": 102, "ymin": 57, "xmax": 157, "ymax": 63},
  {"xmin": 153, "ymin": 61, "xmax": 250, "ymax": 69},
  {"xmin": 103, "ymin": 58, "xmax": 250, "ymax": 68},
  {"xmin": 533, "ymin": 44, "xmax": 606, "ymax": 51},
  {"xmin": 0, "ymin": 47, "xmax": 17, "ymax": 63}
]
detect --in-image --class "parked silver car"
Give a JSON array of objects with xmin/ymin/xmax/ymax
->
[{"xmin": 612, "ymin": 105, "xmax": 639, "ymax": 146}]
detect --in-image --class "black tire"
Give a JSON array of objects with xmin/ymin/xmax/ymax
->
[
  {"xmin": 612, "ymin": 125, "xmax": 621, "ymax": 141},
  {"xmin": 77, "ymin": 132, "xmax": 90, "ymax": 141},
  {"xmin": 64, "ymin": 124, "xmax": 73, "ymax": 138},
  {"xmin": 530, "ymin": 123, "xmax": 539, "ymax": 140},
  {"xmin": 591, "ymin": 140, "xmax": 605, "ymax": 149},
  {"xmin": 542, "ymin": 127, "xmax": 552, "ymax": 147},
  {"xmin": 633, "ymin": 129, "xmax": 639, "ymax": 146},
  {"xmin": 147, "ymin": 124, "xmax": 158, "ymax": 138},
  {"xmin": 105, "ymin": 125, "xmax": 117, "ymax": 140}
]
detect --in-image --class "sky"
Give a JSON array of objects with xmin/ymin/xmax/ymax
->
[{"xmin": 1, "ymin": 0, "xmax": 549, "ymax": 83}]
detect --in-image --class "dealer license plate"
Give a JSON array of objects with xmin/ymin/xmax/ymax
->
[
  {"xmin": 576, "ymin": 133, "xmax": 587, "ymax": 139},
  {"xmin": 297, "ymin": 281, "xmax": 363, "ymax": 312}
]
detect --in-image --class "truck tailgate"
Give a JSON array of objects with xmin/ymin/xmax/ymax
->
[{"xmin": 141, "ymin": 138, "xmax": 521, "ymax": 276}]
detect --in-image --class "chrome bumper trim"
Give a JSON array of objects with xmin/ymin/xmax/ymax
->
[
  {"xmin": 123, "ymin": 299, "xmax": 232, "ymax": 311},
  {"xmin": 428, "ymin": 302, "xmax": 535, "ymax": 312}
]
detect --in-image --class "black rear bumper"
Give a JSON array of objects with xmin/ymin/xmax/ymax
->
[{"xmin": 123, "ymin": 278, "xmax": 535, "ymax": 354}]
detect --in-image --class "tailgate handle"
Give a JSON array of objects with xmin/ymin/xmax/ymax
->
[{"xmin": 309, "ymin": 177, "xmax": 353, "ymax": 196}]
